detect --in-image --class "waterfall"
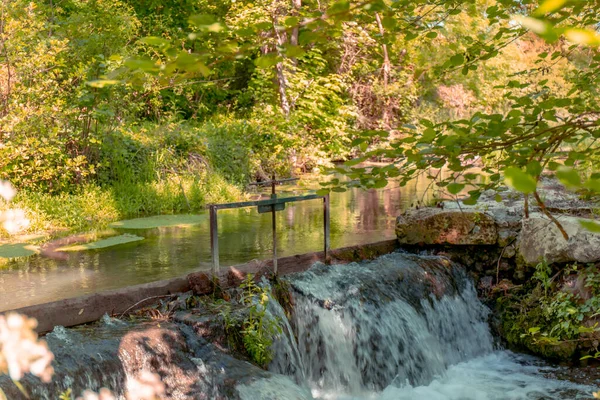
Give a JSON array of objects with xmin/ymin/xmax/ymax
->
[
  {"xmin": 1, "ymin": 252, "xmax": 595, "ymax": 399},
  {"xmin": 269, "ymin": 253, "xmax": 494, "ymax": 396},
  {"xmin": 267, "ymin": 252, "xmax": 595, "ymax": 399}
]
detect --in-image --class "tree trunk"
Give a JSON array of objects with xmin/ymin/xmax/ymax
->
[
  {"xmin": 0, "ymin": 0, "xmax": 12, "ymax": 118},
  {"xmin": 272, "ymin": 12, "xmax": 291, "ymax": 117},
  {"xmin": 290, "ymin": 0, "xmax": 302, "ymax": 66},
  {"xmin": 374, "ymin": 13, "xmax": 390, "ymax": 88},
  {"xmin": 275, "ymin": 61, "xmax": 291, "ymax": 116}
]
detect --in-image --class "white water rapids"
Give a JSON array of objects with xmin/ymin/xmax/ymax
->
[{"xmin": 244, "ymin": 253, "xmax": 598, "ymax": 400}]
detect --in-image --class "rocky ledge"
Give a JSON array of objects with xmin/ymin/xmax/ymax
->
[{"xmin": 396, "ymin": 179, "xmax": 600, "ymax": 270}]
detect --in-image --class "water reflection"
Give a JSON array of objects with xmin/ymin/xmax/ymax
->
[{"xmin": 0, "ymin": 177, "xmax": 438, "ymax": 311}]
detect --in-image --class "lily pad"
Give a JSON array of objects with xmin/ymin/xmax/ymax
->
[
  {"xmin": 109, "ymin": 214, "xmax": 205, "ymax": 229},
  {"xmin": 0, "ymin": 243, "xmax": 40, "ymax": 258},
  {"xmin": 57, "ymin": 234, "xmax": 144, "ymax": 252}
]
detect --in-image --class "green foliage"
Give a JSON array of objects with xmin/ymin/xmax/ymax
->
[
  {"xmin": 503, "ymin": 262, "xmax": 600, "ymax": 359},
  {"xmin": 238, "ymin": 274, "xmax": 282, "ymax": 367},
  {"xmin": 58, "ymin": 388, "xmax": 73, "ymax": 400},
  {"xmin": 56, "ymin": 234, "xmax": 144, "ymax": 252},
  {"xmin": 220, "ymin": 274, "xmax": 282, "ymax": 367},
  {"xmin": 3, "ymin": 0, "xmax": 600, "ymax": 241},
  {"xmin": 533, "ymin": 258, "xmax": 552, "ymax": 297},
  {"xmin": 109, "ymin": 215, "xmax": 205, "ymax": 230},
  {"xmin": 0, "ymin": 243, "xmax": 39, "ymax": 259}
]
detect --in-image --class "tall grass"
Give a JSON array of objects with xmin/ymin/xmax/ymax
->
[{"xmin": 1, "ymin": 173, "xmax": 242, "ymax": 239}]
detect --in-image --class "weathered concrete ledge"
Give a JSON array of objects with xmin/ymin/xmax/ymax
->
[{"xmin": 5, "ymin": 239, "xmax": 398, "ymax": 333}]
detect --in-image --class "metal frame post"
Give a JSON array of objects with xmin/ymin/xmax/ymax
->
[
  {"xmin": 324, "ymin": 194, "xmax": 330, "ymax": 263},
  {"xmin": 207, "ymin": 189, "xmax": 328, "ymax": 273},
  {"xmin": 209, "ymin": 205, "xmax": 219, "ymax": 275},
  {"xmin": 271, "ymin": 175, "xmax": 278, "ymax": 275}
]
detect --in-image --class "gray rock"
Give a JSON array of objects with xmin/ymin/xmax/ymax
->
[
  {"xmin": 517, "ymin": 214, "xmax": 600, "ymax": 266},
  {"xmin": 396, "ymin": 208, "xmax": 497, "ymax": 245}
]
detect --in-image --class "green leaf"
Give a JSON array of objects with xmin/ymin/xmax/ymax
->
[
  {"xmin": 284, "ymin": 45, "xmax": 306, "ymax": 58},
  {"xmin": 316, "ymin": 189, "xmax": 330, "ymax": 196},
  {"xmin": 189, "ymin": 14, "xmax": 225, "ymax": 32},
  {"xmin": 284, "ymin": 16, "xmax": 299, "ymax": 27},
  {"xmin": 86, "ymin": 79, "xmax": 120, "ymax": 88},
  {"xmin": 556, "ymin": 167, "xmax": 581, "ymax": 189},
  {"xmin": 139, "ymin": 36, "xmax": 171, "ymax": 47},
  {"xmin": 255, "ymin": 54, "xmax": 280, "ymax": 68},
  {"xmin": 110, "ymin": 214, "xmax": 205, "ymax": 229},
  {"xmin": 504, "ymin": 167, "xmax": 537, "ymax": 194},
  {"xmin": 372, "ymin": 179, "xmax": 388, "ymax": 189},
  {"xmin": 462, "ymin": 197, "xmax": 478, "ymax": 206},
  {"xmin": 124, "ymin": 57, "xmax": 159, "ymax": 72},
  {"xmin": 57, "ymin": 234, "xmax": 144, "ymax": 252},
  {"xmin": 579, "ymin": 220, "xmax": 600, "ymax": 233},
  {"xmin": 584, "ymin": 178, "xmax": 600, "ymax": 193},
  {"xmin": 495, "ymin": 194, "xmax": 503, "ymax": 202},
  {"xmin": 526, "ymin": 161, "xmax": 543, "ymax": 177},
  {"xmin": 0, "ymin": 243, "xmax": 39, "ymax": 259},
  {"xmin": 533, "ymin": 0, "xmax": 567, "ymax": 15},
  {"xmin": 447, "ymin": 182, "xmax": 465, "ymax": 195},
  {"xmin": 328, "ymin": 0, "xmax": 350, "ymax": 14},
  {"xmin": 450, "ymin": 54, "xmax": 465, "ymax": 66},
  {"xmin": 382, "ymin": 16, "xmax": 396, "ymax": 30},
  {"xmin": 426, "ymin": 31, "xmax": 438, "ymax": 39}
]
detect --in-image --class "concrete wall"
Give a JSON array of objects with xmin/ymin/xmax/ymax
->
[{"xmin": 6, "ymin": 240, "xmax": 398, "ymax": 334}]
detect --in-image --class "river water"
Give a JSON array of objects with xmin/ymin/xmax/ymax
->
[
  {"xmin": 0, "ymin": 178, "xmax": 436, "ymax": 311},
  {"xmin": 4, "ymin": 253, "xmax": 594, "ymax": 399}
]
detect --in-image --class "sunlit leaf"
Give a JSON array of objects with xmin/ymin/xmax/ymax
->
[
  {"xmin": 189, "ymin": 14, "xmax": 225, "ymax": 32},
  {"xmin": 139, "ymin": 36, "xmax": 171, "ymax": 47},
  {"xmin": 124, "ymin": 57, "xmax": 159, "ymax": 72},
  {"xmin": 110, "ymin": 215, "xmax": 205, "ymax": 229},
  {"xmin": 579, "ymin": 220, "xmax": 600, "ymax": 233},
  {"xmin": 86, "ymin": 79, "xmax": 120, "ymax": 88},
  {"xmin": 57, "ymin": 234, "xmax": 144, "ymax": 251},
  {"xmin": 255, "ymin": 54, "xmax": 280, "ymax": 68},
  {"xmin": 556, "ymin": 167, "xmax": 581, "ymax": 189},
  {"xmin": 564, "ymin": 28, "xmax": 600, "ymax": 46},
  {"xmin": 504, "ymin": 167, "xmax": 537, "ymax": 194},
  {"xmin": 0, "ymin": 243, "xmax": 39, "ymax": 259},
  {"xmin": 447, "ymin": 183, "xmax": 465, "ymax": 195},
  {"xmin": 533, "ymin": 0, "xmax": 567, "ymax": 15}
]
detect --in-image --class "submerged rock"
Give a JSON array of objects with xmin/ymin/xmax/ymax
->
[
  {"xmin": 396, "ymin": 208, "xmax": 497, "ymax": 245},
  {"xmin": 517, "ymin": 214, "xmax": 600, "ymax": 266}
]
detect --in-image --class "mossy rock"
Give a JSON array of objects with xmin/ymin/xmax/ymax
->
[{"xmin": 109, "ymin": 214, "xmax": 205, "ymax": 230}]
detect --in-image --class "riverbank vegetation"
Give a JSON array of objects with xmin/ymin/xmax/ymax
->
[{"xmin": 3, "ymin": 0, "xmax": 598, "ymax": 240}]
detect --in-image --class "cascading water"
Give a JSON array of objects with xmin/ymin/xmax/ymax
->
[
  {"xmin": 266, "ymin": 253, "xmax": 597, "ymax": 399},
  {"xmin": 2, "ymin": 252, "xmax": 597, "ymax": 399}
]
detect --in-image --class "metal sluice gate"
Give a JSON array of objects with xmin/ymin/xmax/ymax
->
[{"xmin": 207, "ymin": 176, "xmax": 330, "ymax": 275}]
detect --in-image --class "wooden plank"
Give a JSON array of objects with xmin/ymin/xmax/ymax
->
[
  {"xmin": 210, "ymin": 194, "xmax": 322, "ymax": 210},
  {"xmin": 9, "ymin": 240, "xmax": 399, "ymax": 333}
]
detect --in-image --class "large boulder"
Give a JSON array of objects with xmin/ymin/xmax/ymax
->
[
  {"xmin": 396, "ymin": 208, "xmax": 497, "ymax": 245},
  {"xmin": 517, "ymin": 214, "xmax": 600, "ymax": 266}
]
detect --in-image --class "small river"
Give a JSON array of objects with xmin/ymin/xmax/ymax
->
[{"xmin": 0, "ymin": 177, "xmax": 437, "ymax": 311}]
